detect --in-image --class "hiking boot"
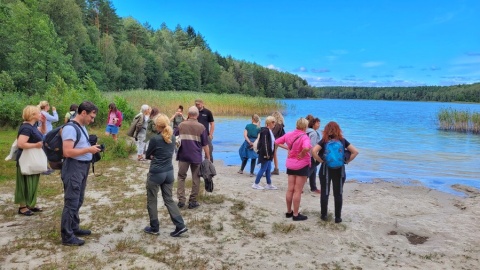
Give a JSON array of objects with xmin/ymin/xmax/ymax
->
[
  {"xmin": 74, "ymin": 229, "xmax": 91, "ymax": 236},
  {"xmin": 177, "ymin": 202, "xmax": 185, "ymax": 208},
  {"xmin": 188, "ymin": 201, "xmax": 200, "ymax": 209},
  {"xmin": 170, "ymin": 226, "xmax": 188, "ymax": 237},
  {"xmin": 285, "ymin": 211, "xmax": 293, "ymax": 218},
  {"xmin": 251, "ymin": 183, "xmax": 264, "ymax": 190},
  {"xmin": 335, "ymin": 217, "xmax": 342, "ymax": 223},
  {"xmin": 144, "ymin": 226, "xmax": 160, "ymax": 235},
  {"xmin": 271, "ymin": 168, "xmax": 279, "ymax": 175},
  {"xmin": 265, "ymin": 184, "xmax": 278, "ymax": 190},
  {"xmin": 62, "ymin": 237, "xmax": 85, "ymax": 246},
  {"xmin": 292, "ymin": 213, "xmax": 308, "ymax": 221}
]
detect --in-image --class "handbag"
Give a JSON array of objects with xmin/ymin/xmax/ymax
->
[
  {"xmin": 19, "ymin": 147, "xmax": 48, "ymax": 175},
  {"xmin": 175, "ymin": 135, "xmax": 181, "ymax": 150}
]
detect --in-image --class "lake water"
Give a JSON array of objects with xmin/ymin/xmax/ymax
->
[{"xmin": 213, "ymin": 99, "xmax": 480, "ymax": 195}]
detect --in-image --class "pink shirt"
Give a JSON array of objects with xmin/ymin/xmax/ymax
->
[
  {"xmin": 108, "ymin": 111, "xmax": 117, "ymax": 125},
  {"xmin": 275, "ymin": 129, "xmax": 311, "ymax": 170}
]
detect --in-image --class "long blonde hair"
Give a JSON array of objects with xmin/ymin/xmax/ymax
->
[
  {"xmin": 272, "ymin": 111, "xmax": 284, "ymax": 125},
  {"xmin": 154, "ymin": 114, "xmax": 173, "ymax": 143}
]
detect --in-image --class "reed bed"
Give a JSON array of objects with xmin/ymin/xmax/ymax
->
[
  {"xmin": 437, "ymin": 108, "xmax": 480, "ymax": 134},
  {"xmin": 105, "ymin": 90, "xmax": 285, "ymax": 117}
]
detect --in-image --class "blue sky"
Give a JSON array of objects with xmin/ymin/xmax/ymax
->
[{"xmin": 111, "ymin": 0, "xmax": 480, "ymax": 87}]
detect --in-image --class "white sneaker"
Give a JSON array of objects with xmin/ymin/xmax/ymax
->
[
  {"xmin": 265, "ymin": 184, "xmax": 278, "ymax": 190},
  {"xmin": 252, "ymin": 183, "xmax": 264, "ymax": 190}
]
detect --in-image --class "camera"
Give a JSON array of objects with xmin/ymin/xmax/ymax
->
[{"xmin": 97, "ymin": 144, "xmax": 105, "ymax": 152}]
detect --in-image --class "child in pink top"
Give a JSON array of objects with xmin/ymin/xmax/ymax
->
[{"xmin": 275, "ymin": 118, "xmax": 311, "ymax": 221}]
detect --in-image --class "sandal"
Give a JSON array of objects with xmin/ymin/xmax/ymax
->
[
  {"xmin": 18, "ymin": 207, "xmax": 34, "ymax": 216},
  {"xmin": 28, "ymin": 206, "xmax": 43, "ymax": 212}
]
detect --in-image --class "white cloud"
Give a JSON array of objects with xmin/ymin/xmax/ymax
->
[
  {"xmin": 362, "ymin": 61, "xmax": 384, "ymax": 68},
  {"xmin": 266, "ymin": 64, "xmax": 281, "ymax": 71}
]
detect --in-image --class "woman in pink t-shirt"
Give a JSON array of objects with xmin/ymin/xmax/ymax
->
[
  {"xmin": 275, "ymin": 118, "xmax": 311, "ymax": 221},
  {"xmin": 105, "ymin": 103, "xmax": 122, "ymax": 141}
]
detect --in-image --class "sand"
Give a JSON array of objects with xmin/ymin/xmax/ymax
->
[{"xmin": 0, "ymin": 159, "xmax": 479, "ymax": 269}]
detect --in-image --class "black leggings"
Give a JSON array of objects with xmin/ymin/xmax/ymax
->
[
  {"xmin": 319, "ymin": 165, "xmax": 345, "ymax": 218},
  {"xmin": 240, "ymin": 158, "xmax": 256, "ymax": 174}
]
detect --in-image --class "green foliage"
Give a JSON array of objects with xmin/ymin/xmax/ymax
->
[
  {"xmin": 98, "ymin": 136, "xmax": 136, "ymax": 160},
  {"xmin": 0, "ymin": 71, "xmax": 16, "ymax": 92},
  {"xmin": 0, "ymin": 91, "xmax": 29, "ymax": 128},
  {"xmin": 315, "ymin": 83, "xmax": 480, "ymax": 103},
  {"xmin": 113, "ymin": 96, "xmax": 135, "ymax": 122},
  {"xmin": 1, "ymin": 0, "xmax": 478, "ymax": 107}
]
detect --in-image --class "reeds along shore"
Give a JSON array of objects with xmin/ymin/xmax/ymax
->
[
  {"xmin": 437, "ymin": 108, "xmax": 480, "ymax": 133},
  {"xmin": 105, "ymin": 90, "xmax": 285, "ymax": 116}
]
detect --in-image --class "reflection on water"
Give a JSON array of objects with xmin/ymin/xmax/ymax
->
[{"xmin": 213, "ymin": 99, "xmax": 480, "ymax": 194}]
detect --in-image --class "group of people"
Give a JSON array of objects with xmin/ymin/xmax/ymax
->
[
  {"xmin": 13, "ymin": 99, "xmax": 216, "ymax": 246},
  {"xmin": 238, "ymin": 112, "xmax": 359, "ymax": 222},
  {"xmin": 14, "ymin": 98, "xmax": 357, "ymax": 248}
]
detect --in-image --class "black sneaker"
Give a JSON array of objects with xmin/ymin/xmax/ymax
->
[
  {"xmin": 144, "ymin": 226, "xmax": 160, "ymax": 235},
  {"xmin": 285, "ymin": 211, "xmax": 293, "ymax": 218},
  {"xmin": 292, "ymin": 213, "xmax": 308, "ymax": 221},
  {"xmin": 170, "ymin": 227, "xmax": 188, "ymax": 237},
  {"xmin": 62, "ymin": 237, "xmax": 85, "ymax": 246},
  {"xmin": 335, "ymin": 217, "xmax": 342, "ymax": 223},
  {"xmin": 188, "ymin": 201, "xmax": 200, "ymax": 209},
  {"xmin": 177, "ymin": 202, "xmax": 185, "ymax": 208},
  {"xmin": 74, "ymin": 229, "xmax": 91, "ymax": 236}
]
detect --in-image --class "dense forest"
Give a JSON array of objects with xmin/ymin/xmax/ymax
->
[
  {"xmin": 0, "ymin": 0, "xmax": 479, "ymax": 102},
  {"xmin": 0, "ymin": 0, "xmax": 311, "ymax": 98}
]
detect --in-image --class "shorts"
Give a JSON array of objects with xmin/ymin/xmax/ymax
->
[
  {"xmin": 286, "ymin": 165, "xmax": 309, "ymax": 176},
  {"xmin": 105, "ymin": 124, "xmax": 119, "ymax": 135}
]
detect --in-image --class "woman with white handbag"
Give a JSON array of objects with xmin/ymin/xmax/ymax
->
[{"xmin": 15, "ymin": 105, "xmax": 47, "ymax": 216}]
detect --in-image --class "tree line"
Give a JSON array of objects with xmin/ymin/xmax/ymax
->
[{"xmin": 314, "ymin": 84, "xmax": 480, "ymax": 103}]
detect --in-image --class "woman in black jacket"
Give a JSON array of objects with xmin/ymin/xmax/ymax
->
[
  {"xmin": 143, "ymin": 114, "xmax": 188, "ymax": 237},
  {"xmin": 252, "ymin": 116, "xmax": 278, "ymax": 190}
]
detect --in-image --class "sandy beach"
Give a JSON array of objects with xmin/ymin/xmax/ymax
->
[{"xmin": 0, "ymin": 159, "xmax": 479, "ymax": 269}]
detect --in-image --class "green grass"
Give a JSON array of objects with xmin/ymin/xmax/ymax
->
[
  {"xmin": 437, "ymin": 108, "xmax": 480, "ymax": 134},
  {"xmin": 105, "ymin": 90, "xmax": 285, "ymax": 117}
]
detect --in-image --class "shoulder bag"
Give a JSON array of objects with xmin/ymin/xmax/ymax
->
[{"xmin": 19, "ymin": 147, "xmax": 48, "ymax": 175}]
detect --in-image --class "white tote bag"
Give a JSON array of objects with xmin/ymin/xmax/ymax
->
[
  {"xmin": 19, "ymin": 148, "xmax": 48, "ymax": 175},
  {"xmin": 4, "ymin": 139, "xmax": 18, "ymax": 161}
]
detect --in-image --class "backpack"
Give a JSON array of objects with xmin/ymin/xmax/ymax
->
[
  {"xmin": 43, "ymin": 122, "xmax": 81, "ymax": 170},
  {"xmin": 322, "ymin": 139, "xmax": 345, "ymax": 169}
]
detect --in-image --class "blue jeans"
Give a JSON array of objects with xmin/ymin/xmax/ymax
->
[{"xmin": 255, "ymin": 160, "xmax": 272, "ymax": 185}]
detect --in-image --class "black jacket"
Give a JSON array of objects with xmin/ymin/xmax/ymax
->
[{"xmin": 257, "ymin": 127, "xmax": 275, "ymax": 164}]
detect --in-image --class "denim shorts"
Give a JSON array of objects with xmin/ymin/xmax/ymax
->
[{"xmin": 105, "ymin": 124, "xmax": 119, "ymax": 134}]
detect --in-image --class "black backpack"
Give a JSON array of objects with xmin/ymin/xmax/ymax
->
[{"xmin": 43, "ymin": 122, "xmax": 81, "ymax": 170}]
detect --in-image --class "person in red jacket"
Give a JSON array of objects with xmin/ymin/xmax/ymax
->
[{"xmin": 105, "ymin": 103, "xmax": 122, "ymax": 141}]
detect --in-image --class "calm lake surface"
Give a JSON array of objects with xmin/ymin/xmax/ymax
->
[{"xmin": 213, "ymin": 99, "xmax": 480, "ymax": 195}]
